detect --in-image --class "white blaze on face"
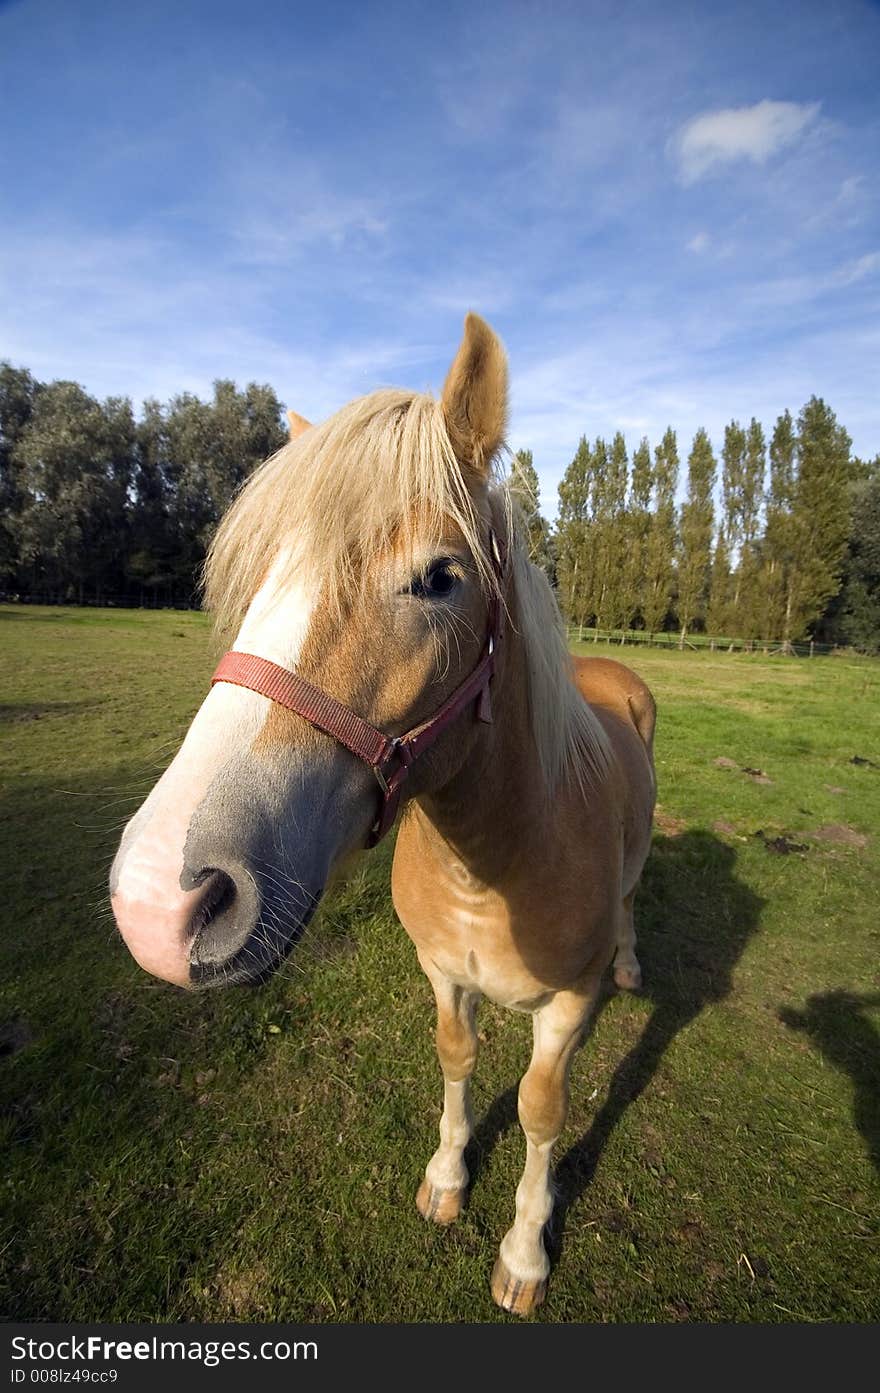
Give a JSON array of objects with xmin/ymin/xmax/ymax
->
[
  {"xmin": 231, "ymin": 548, "xmax": 317, "ymax": 670},
  {"xmin": 111, "ymin": 549, "xmax": 318, "ymax": 986}
]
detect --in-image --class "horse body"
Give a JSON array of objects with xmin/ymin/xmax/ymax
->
[
  {"xmin": 110, "ymin": 313, "xmax": 657, "ymax": 1314},
  {"xmin": 394, "ymin": 657, "xmax": 655, "ymax": 1010},
  {"xmin": 393, "ymin": 648, "xmax": 654, "ymax": 1311}
]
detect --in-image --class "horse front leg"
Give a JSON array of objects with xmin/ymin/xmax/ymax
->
[
  {"xmin": 492, "ymin": 981, "xmax": 600, "ymax": 1316},
  {"xmin": 415, "ymin": 952, "xmax": 480, "ymax": 1225}
]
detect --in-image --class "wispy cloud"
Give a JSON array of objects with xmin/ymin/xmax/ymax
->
[
  {"xmin": 835, "ymin": 250, "xmax": 880, "ymax": 287},
  {"xmin": 673, "ymin": 99, "xmax": 821, "ymax": 184}
]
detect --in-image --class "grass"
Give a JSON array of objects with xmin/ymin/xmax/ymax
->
[{"xmin": 1, "ymin": 603, "xmax": 878, "ymax": 1323}]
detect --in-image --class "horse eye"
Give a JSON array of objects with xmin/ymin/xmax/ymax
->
[{"xmin": 407, "ymin": 559, "xmax": 460, "ymax": 600}]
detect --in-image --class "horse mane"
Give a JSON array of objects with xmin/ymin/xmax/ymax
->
[
  {"xmin": 204, "ymin": 389, "xmax": 494, "ymax": 634},
  {"xmin": 503, "ymin": 503, "xmax": 611, "ymax": 795},
  {"xmin": 204, "ymin": 387, "xmax": 609, "ymax": 796}
]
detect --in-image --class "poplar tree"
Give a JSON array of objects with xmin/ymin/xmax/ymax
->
[
  {"xmin": 785, "ymin": 397, "xmax": 852, "ymax": 639},
  {"xmin": 586, "ymin": 438, "xmax": 608, "ymax": 636},
  {"xmin": 707, "ymin": 525, "xmax": 731, "ymax": 637},
  {"xmin": 509, "ymin": 448, "xmax": 554, "ymax": 579},
  {"xmin": 556, "ymin": 436, "xmax": 592, "ymax": 627},
  {"xmin": 618, "ymin": 436, "xmax": 653, "ymax": 639},
  {"xmin": 677, "ymin": 428, "xmax": 716, "ymax": 645},
  {"xmin": 602, "ymin": 431, "xmax": 630, "ymax": 634},
  {"xmin": 762, "ymin": 410, "xmax": 796, "ymax": 641},
  {"xmin": 738, "ymin": 418, "xmax": 766, "ymax": 637},
  {"xmin": 721, "ymin": 421, "xmax": 746, "ymax": 618},
  {"xmin": 590, "ymin": 435, "xmax": 628, "ymax": 638},
  {"xmin": 642, "ymin": 427, "xmax": 678, "ymax": 637}
]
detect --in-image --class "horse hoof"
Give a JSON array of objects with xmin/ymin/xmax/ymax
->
[
  {"xmin": 614, "ymin": 962, "xmax": 642, "ymax": 991},
  {"xmin": 490, "ymin": 1257, "xmax": 547, "ymax": 1316},
  {"xmin": 416, "ymin": 1179, "xmax": 465, "ymax": 1225}
]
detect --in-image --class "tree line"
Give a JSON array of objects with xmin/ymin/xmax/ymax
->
[
  {"xmin": 0, "ymin": 364, "xmax": 287, "ymax": 604},
  {"xmin": 1, "ymin": 360, "xmax": 877, "ymax": 651},
  {"xmin": 511, "ymin": 401, "xmax": 879, "ymax": 653}
]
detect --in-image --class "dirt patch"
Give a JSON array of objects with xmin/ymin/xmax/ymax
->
[
  {"xmin": 742, "ymin": 767, "xmax": 773, "ymax": 785},
  {"xmin": 654, "ymin": 808, "xmax": 687, "ymax": 836},
  {"xmin": 713, "ymin": 820, "xmax": 738, "ymax": 836},
  {"xmin": 0, "ymin": 1019, "xmax": 33, "ymax": 1057},
  {"xmin": 754, "ymin": 830, "xmax": 808, "ymax": 855},
  {"xmin": 811, "ymin": 824, "xmax": 868, "ymax": 849},
  {"xmin": 0, "ymin": 700, "xmax": 99, "ymax": 723},
  {"xmin": 214, "ymin": 1262, "xmax": 273, "ymax": 1319},
  {"xmin": 824, "ymin": 785, "xmax": 847, "ymax": 795},
  {"xmin": 713, "ymin": 757, "xmax": 773, "ymax": 784}
]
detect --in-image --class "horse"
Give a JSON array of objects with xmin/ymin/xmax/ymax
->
[{"xmin": 110, "ymin": 314, "xmax": 657, "ymax": 1315}]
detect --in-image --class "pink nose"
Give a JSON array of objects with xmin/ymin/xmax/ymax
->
[{"xmin": 112, "ymin": 841, "xmax": 215, "ymax": 989}]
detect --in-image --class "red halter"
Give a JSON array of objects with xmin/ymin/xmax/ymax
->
[{"xmin": 211, "ymin": 534, "xmax": 506, "ymax": 847}]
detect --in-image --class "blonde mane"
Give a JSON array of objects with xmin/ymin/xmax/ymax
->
[
  {"xmin": 504, "ymin": 515, "xmax": 611, "ymax": 794},
  {"xmin": 204, "ymin": 387, "xmax": 609, "ymax": 795}
]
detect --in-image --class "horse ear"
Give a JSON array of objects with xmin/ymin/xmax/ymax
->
[
  {"xmin": 287, "ymin": 409, "xmax": 313, "ymax": 441},
  {"xmin": 441, "ymin": 313, "xmax": 508, "ymax": 477}
]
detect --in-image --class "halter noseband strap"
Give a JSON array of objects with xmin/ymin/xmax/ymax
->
[{"xmin": 210, "ymin": 533, "xmax": 506, "ymax": 848}]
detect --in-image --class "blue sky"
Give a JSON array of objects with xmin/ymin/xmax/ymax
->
[{"xmin": 1, "ymin": 0, "xmax": 878, "ymax": 513}]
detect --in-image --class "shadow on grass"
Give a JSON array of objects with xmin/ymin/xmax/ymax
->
[
  {"xmin": 779, "ymin": 991, "xmax": 880, "ymax": 1177},
  {"xmin": 0, "ymin": 769, "xmax": 307, "ymax": 1320},
  {"xmin": 465, "ymin": 830, "xmax": 764, "ymax": 1261}
]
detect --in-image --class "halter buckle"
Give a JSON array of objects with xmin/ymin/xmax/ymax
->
[{"xmin": 373, "ymin": 738, "xmax": 412, "ymax": 797}]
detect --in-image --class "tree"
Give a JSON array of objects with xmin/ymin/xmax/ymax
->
[
  {"xmin": 738, "ymin": 418, "xmax": 766, "ymax": 638},
  {"xmin": 128, "ymin": 398, "xmax": 176, "ymax": 601},
  {"xmin": 509, "ymin": 448, "xmax": 554, "ymax": 581},
  {"xmin": 0, "ymin": 364, "xmax": 42, "ymax": 586},
  {"xmin": 617, "ymin": 436, "xmax": 653, "ymax": 638},
  {"xmin": 707, "ymin": 525, "xmax": 731, "ymax": 637},
  {"xmin": 165, "ymin": 380, "xmax": 286, "ymax": 597},
  {"xmin": 598, "ymin": 431, "xmax": 629, "ymax": 636},
  {"xmin": 720, "ymin": 420, "xmax": 746, "ymax": 630},
  {"xmin": 587, "ymin": 436, "xmax": 610, "ymax": 637},
  {"xmin": 838, "ymin": 463, "xmax": 880, "ymax": 652},
  {"xmin": 556, "ymin": 436, "xmax": 592, "ymax": 628},
  {"xmin": 761, "ymin": 410, "xmax": 796, "ymax": 641},
  {"xmin": 677, "ymin": 428, "xmax": 716, "ymax": 645},
  {"xmin": 785, "ymin": 397, "xmax": 852, "ymax": 640},
  {"xmin": 642, "ymin": 427, "xmax": 678, "ymax": 637},
  {"xmin": 14, "ymin": 381, "xmax": 133, "ymax": 601},
  {"xmin": 719, "ymin": 417, "xmax": 766, "ymax": 638}
]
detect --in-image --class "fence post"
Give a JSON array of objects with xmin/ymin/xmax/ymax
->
[{"xmin": 809, "ymin": 640, "xmax": 814, "ymax": 658}]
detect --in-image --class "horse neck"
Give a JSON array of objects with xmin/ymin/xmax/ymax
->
[{"xmin": 410, "ymin": 611, "xmax": 546, "ymax": 877}]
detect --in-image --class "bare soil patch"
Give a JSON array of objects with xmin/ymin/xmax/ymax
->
[{"xmin": 811, "ymin": 823, "xmax": 868, "ymax": 849}]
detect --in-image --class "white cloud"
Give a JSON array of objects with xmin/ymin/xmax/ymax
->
[
  {"xmin": 674, "ymin": 99, "xmax": 820, "ymax": 184},
  {"xmin": 687, "ymin": 231, "xmax": 710, "ymax": 253},
  {"xmin": 834, "ymin": 250, "xmax": 880, "ymax": 286}
]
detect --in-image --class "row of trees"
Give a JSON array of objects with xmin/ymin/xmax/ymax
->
[
  {"xmin": 0, "ymin": 365, "xmax": 287, "ymax": 603},
  {"xmin": 1, "ymin": 360, "xmax": 877, "ymax": 650},
  {"xmin": 511, "ymin": 400, "xmax": 879, "ymax": 651}
]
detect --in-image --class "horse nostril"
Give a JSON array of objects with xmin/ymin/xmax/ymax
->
[
  {"xmin": 188, "ymin": 869, "xmax": 237, "ymax": 938},
  {"xmin": 181, "ymin": 859, "xmax": 260, "ymax": 973}
]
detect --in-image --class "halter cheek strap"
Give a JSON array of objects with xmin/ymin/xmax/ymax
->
[{"xmin": 210, "ymin": 534, "xmax": 506, "ymax": 847}]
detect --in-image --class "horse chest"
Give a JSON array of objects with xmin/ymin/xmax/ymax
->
[{"xmin": 393, "ymin": 870, "xmax": 558, "ymax": 1010}]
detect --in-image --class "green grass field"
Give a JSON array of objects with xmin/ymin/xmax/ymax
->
[{"xmin": 1, "ymin": 605, "xmax": 878, "ymax": 1323}]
